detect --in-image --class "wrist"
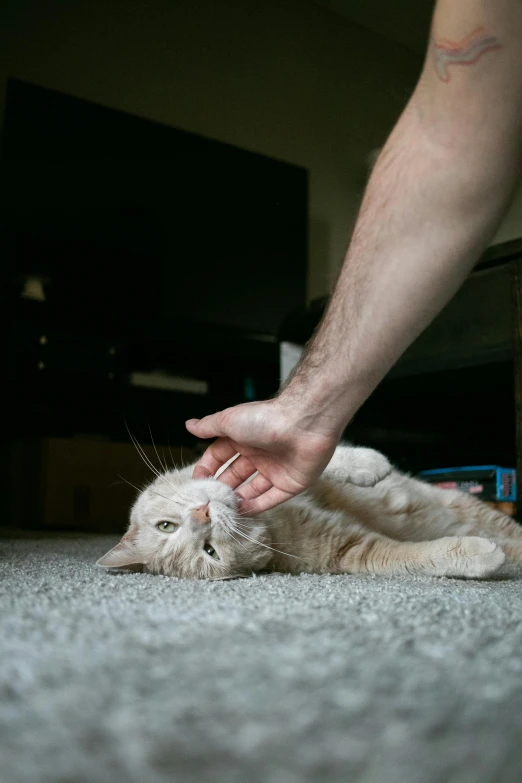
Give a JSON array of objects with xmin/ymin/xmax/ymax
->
[{"xmin": 276, "ymin": 377, "xmax": 362, "ymax": 441}]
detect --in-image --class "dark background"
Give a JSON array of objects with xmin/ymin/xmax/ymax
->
[
  {"xmin": 1, "ymin": 79, "xmax": 310, "ymax": 530},
  {"xmin": 1, "ymin": 79, "xmax": 517, "ymax": 531},
  {"xmin": 1, "ymin": 79, "xmax": 307, "ymax": 447},
  {"xmin": 0, "ymin": 5, "xmax": 517, "ymax": 529}
]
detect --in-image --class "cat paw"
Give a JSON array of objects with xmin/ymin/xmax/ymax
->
[
  {"xmin": 345, "ymin": 450, "xmax": 392, "ymax": 487},
  {"xmin": 323, "ymin": 446, "xmax": 392, "ymax": 487},
  {"xmin": 438, "ymin": 536, "xmax": 505, "ymax": 579}
]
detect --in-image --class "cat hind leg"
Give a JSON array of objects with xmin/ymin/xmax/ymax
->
[{"xmin": 338, "ymin": 534, "xmax": 505, "ymax": 579}]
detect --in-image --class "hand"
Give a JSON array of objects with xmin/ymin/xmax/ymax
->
[{"xmin": 185, "ymin": 398, "xmax": 339, "ymax": 514}]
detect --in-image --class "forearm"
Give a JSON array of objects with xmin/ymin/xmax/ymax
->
[
  {"xmin": 281, "ymin": 0, "xmax": 522, "ymax": 438},
  {"xmin": 282, "ymin": 100, "xmax": 520, "ymax": 432},
  {"xmin": 186, "ymin": 1, "xmax": 522, "ymax": 514}
]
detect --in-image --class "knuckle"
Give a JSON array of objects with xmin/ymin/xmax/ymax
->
[
  {"xmin": 218, "ymin": 408, "xmax": 232, "ymax": 426},
  {"xmin": 219, "ymin": 406, "xmax": 240, "ymax": 433},
  {"xmin": 230, "ymin": 465, "xmax": 244, "ymax": 481},
  {"xmin": 207, "ymin": 443, "xmax": 221, "ymax": 459}
]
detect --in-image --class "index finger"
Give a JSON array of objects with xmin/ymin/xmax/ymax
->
[{"xmin": 192, "ymin": 438, "xmax": 238, "ymax": 480}]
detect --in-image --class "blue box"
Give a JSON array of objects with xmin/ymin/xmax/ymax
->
[{"xmin": 418, "ymin": 465, "xmax": 516, "ymax": 502}]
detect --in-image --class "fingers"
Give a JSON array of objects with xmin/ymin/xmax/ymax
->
[
  {"xmin": 239, "ymin": 486, "xmax": 295, "ymax": 516},
  {"xmin": 185, "ymin": 412, "xmax": 227, "ymax": 440},
  {"xmin": 236, "ymin": 473, "xmax": 272, "ymax": 501},
  {"xmin": 217, "ymin": 455, "xmax": 257, "ymax": 490},
  {"xmin": 191, "ymin": 438, "xmax": 239, "ymax": 480}
]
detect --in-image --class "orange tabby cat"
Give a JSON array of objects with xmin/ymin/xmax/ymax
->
[{"xmin": 98, "ymin": 445, "xmax": 521, "ymax": 579}]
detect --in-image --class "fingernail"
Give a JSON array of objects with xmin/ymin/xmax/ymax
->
[{"xmin": 185, "ymin": 419, "xmax": 200, "ymax": 427}]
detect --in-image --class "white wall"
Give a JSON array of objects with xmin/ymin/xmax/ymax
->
[{"xmin": 0, "ymin": 0, "xmax": 421, "ymax": 300}]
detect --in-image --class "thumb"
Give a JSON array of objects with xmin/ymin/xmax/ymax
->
[{"xmin": 185, "ymin": 412, "xmax": 227, "ymax": 439}]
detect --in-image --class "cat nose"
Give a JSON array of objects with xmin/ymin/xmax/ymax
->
[{"xmin": 192, "ymin": 504, "xmax": 210, "ymax": 524}]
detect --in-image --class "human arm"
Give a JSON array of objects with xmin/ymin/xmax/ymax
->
[{"xmin": 187, "ymin": 0, "xmax": 522, "ymax": 513}]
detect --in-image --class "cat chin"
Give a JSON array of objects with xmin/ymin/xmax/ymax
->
[{"xmin": 191, "ymin": 477, "xmax": 239, "ymax": 510}]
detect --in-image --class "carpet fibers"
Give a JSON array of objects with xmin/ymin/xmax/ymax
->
[{"xmin": 2, "ymin": 534, "xmax": 522, "ymax": 783}]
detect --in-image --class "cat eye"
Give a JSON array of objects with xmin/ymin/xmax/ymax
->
[
  {"xmin": 156, "ymin": 521, "xmax": 178, "ymax": 533},
  {"xmin": 204, "ymin": 543, "xmax": 219, "ymax": 560}
]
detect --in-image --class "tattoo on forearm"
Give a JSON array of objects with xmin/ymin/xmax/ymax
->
[{"xmin": 431, "ymin": 26, "xmax": 501, "ymax": 82}]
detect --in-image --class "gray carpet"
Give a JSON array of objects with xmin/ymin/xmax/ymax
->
[{"xmin": 2, "ymin": 535, "xmax": 522, "ymax": 783}]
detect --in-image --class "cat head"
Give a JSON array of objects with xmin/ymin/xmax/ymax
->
[{"xmin": 97, "ymin": 468, "xmax": 272, "ymax": 579}]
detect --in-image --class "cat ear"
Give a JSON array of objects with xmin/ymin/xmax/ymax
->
[{"xmin": 97, "ymin": 528, "xmax": 148, "ymax": 569}]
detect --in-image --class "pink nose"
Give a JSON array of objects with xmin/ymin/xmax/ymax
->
[{"xmin": 192, "ymin": 503, "xmax": 210, "ymax": 524}]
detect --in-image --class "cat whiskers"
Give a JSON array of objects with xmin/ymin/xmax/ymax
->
[
  {"xmin": 125, "ymin": 422, "xmax": 165, "ymax": 480},
  {"xmin": 117, "ymin": 474, "xmax": 187, "ymax": 511},
  {"xmin": 125, "ymin": 421, "xmax": 190, "ymax": 505},
  {"xmin": 234, "ymin": 508, "xmax": 287, "ymax": 528},
  {"xmin": 206, "ymin": 558, "xmax": 228, "ymax": 572},
  {"xmin": 167, "ymin": 437, "xmax": 188, "ymax": 472},
  {"xmin": 157, "ymin": 476, "xmax": 191, "ymax": 505},
  {"xmin": 200, "ymin": 552, "xmax": 230, "ymax": 581},
  {"xmin": 227, "ymin": 516, "xmax": 302, "ymax": 561},
  {"xmin": 219, "ymin": 519, "xmax": 255, "ymax": 556},
  {"xmin": 232, "ymin": 522, "xmax": 295, "ymax": 547},
  {"xmin": 234, "ymin": 517, "xmax": 283, "ymax": 529},
  {"xmin": 148, "ymin": 425, "xmax": 181, "ymax": 489},
  {"xmin": 148, "ymin": 424, "xmax": 168, "ymax": 474},
  {"xmin": 212, "ymin": 512, "xmax": 255, "ymax": 555}
]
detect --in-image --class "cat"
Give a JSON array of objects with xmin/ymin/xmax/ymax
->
[{"xmin": 97, "ymin": 444, "xmax": 522, "ymax": 580}]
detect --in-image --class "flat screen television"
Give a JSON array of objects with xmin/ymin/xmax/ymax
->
[{"xmin": 1, "ymin": 79, "xmax": 308, "ymax": 336}]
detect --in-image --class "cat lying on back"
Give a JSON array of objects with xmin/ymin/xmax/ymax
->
[{"xmin": 98, "ymin": 444, "xmax": 522, "ymax": 580}]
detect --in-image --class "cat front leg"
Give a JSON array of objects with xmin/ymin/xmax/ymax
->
[
  {"xmin": 337, "ymin": 533, "xmax": 505, "ymax": 579},
  {"xmin": 322, "ymin": 444, "xmax": 392, "ymax": 487}
]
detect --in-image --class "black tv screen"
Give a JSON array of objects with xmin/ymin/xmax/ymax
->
[{"xmin": 1, "ymin": 79, "xmax": 308, "ymax": 336}]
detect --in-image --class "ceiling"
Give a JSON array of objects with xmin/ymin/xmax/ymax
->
[{"xmin": 312, "ymin": 0, "xmax": 435, "ymax": 54}]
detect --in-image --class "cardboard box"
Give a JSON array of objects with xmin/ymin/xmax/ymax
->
[
  {"xmin": 9, "ymin": 437, "xmax": 197, "ymax": 533},
  {"xmin": 485, "ymin": 501, "xmax": 517, "ymax": 517}
]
